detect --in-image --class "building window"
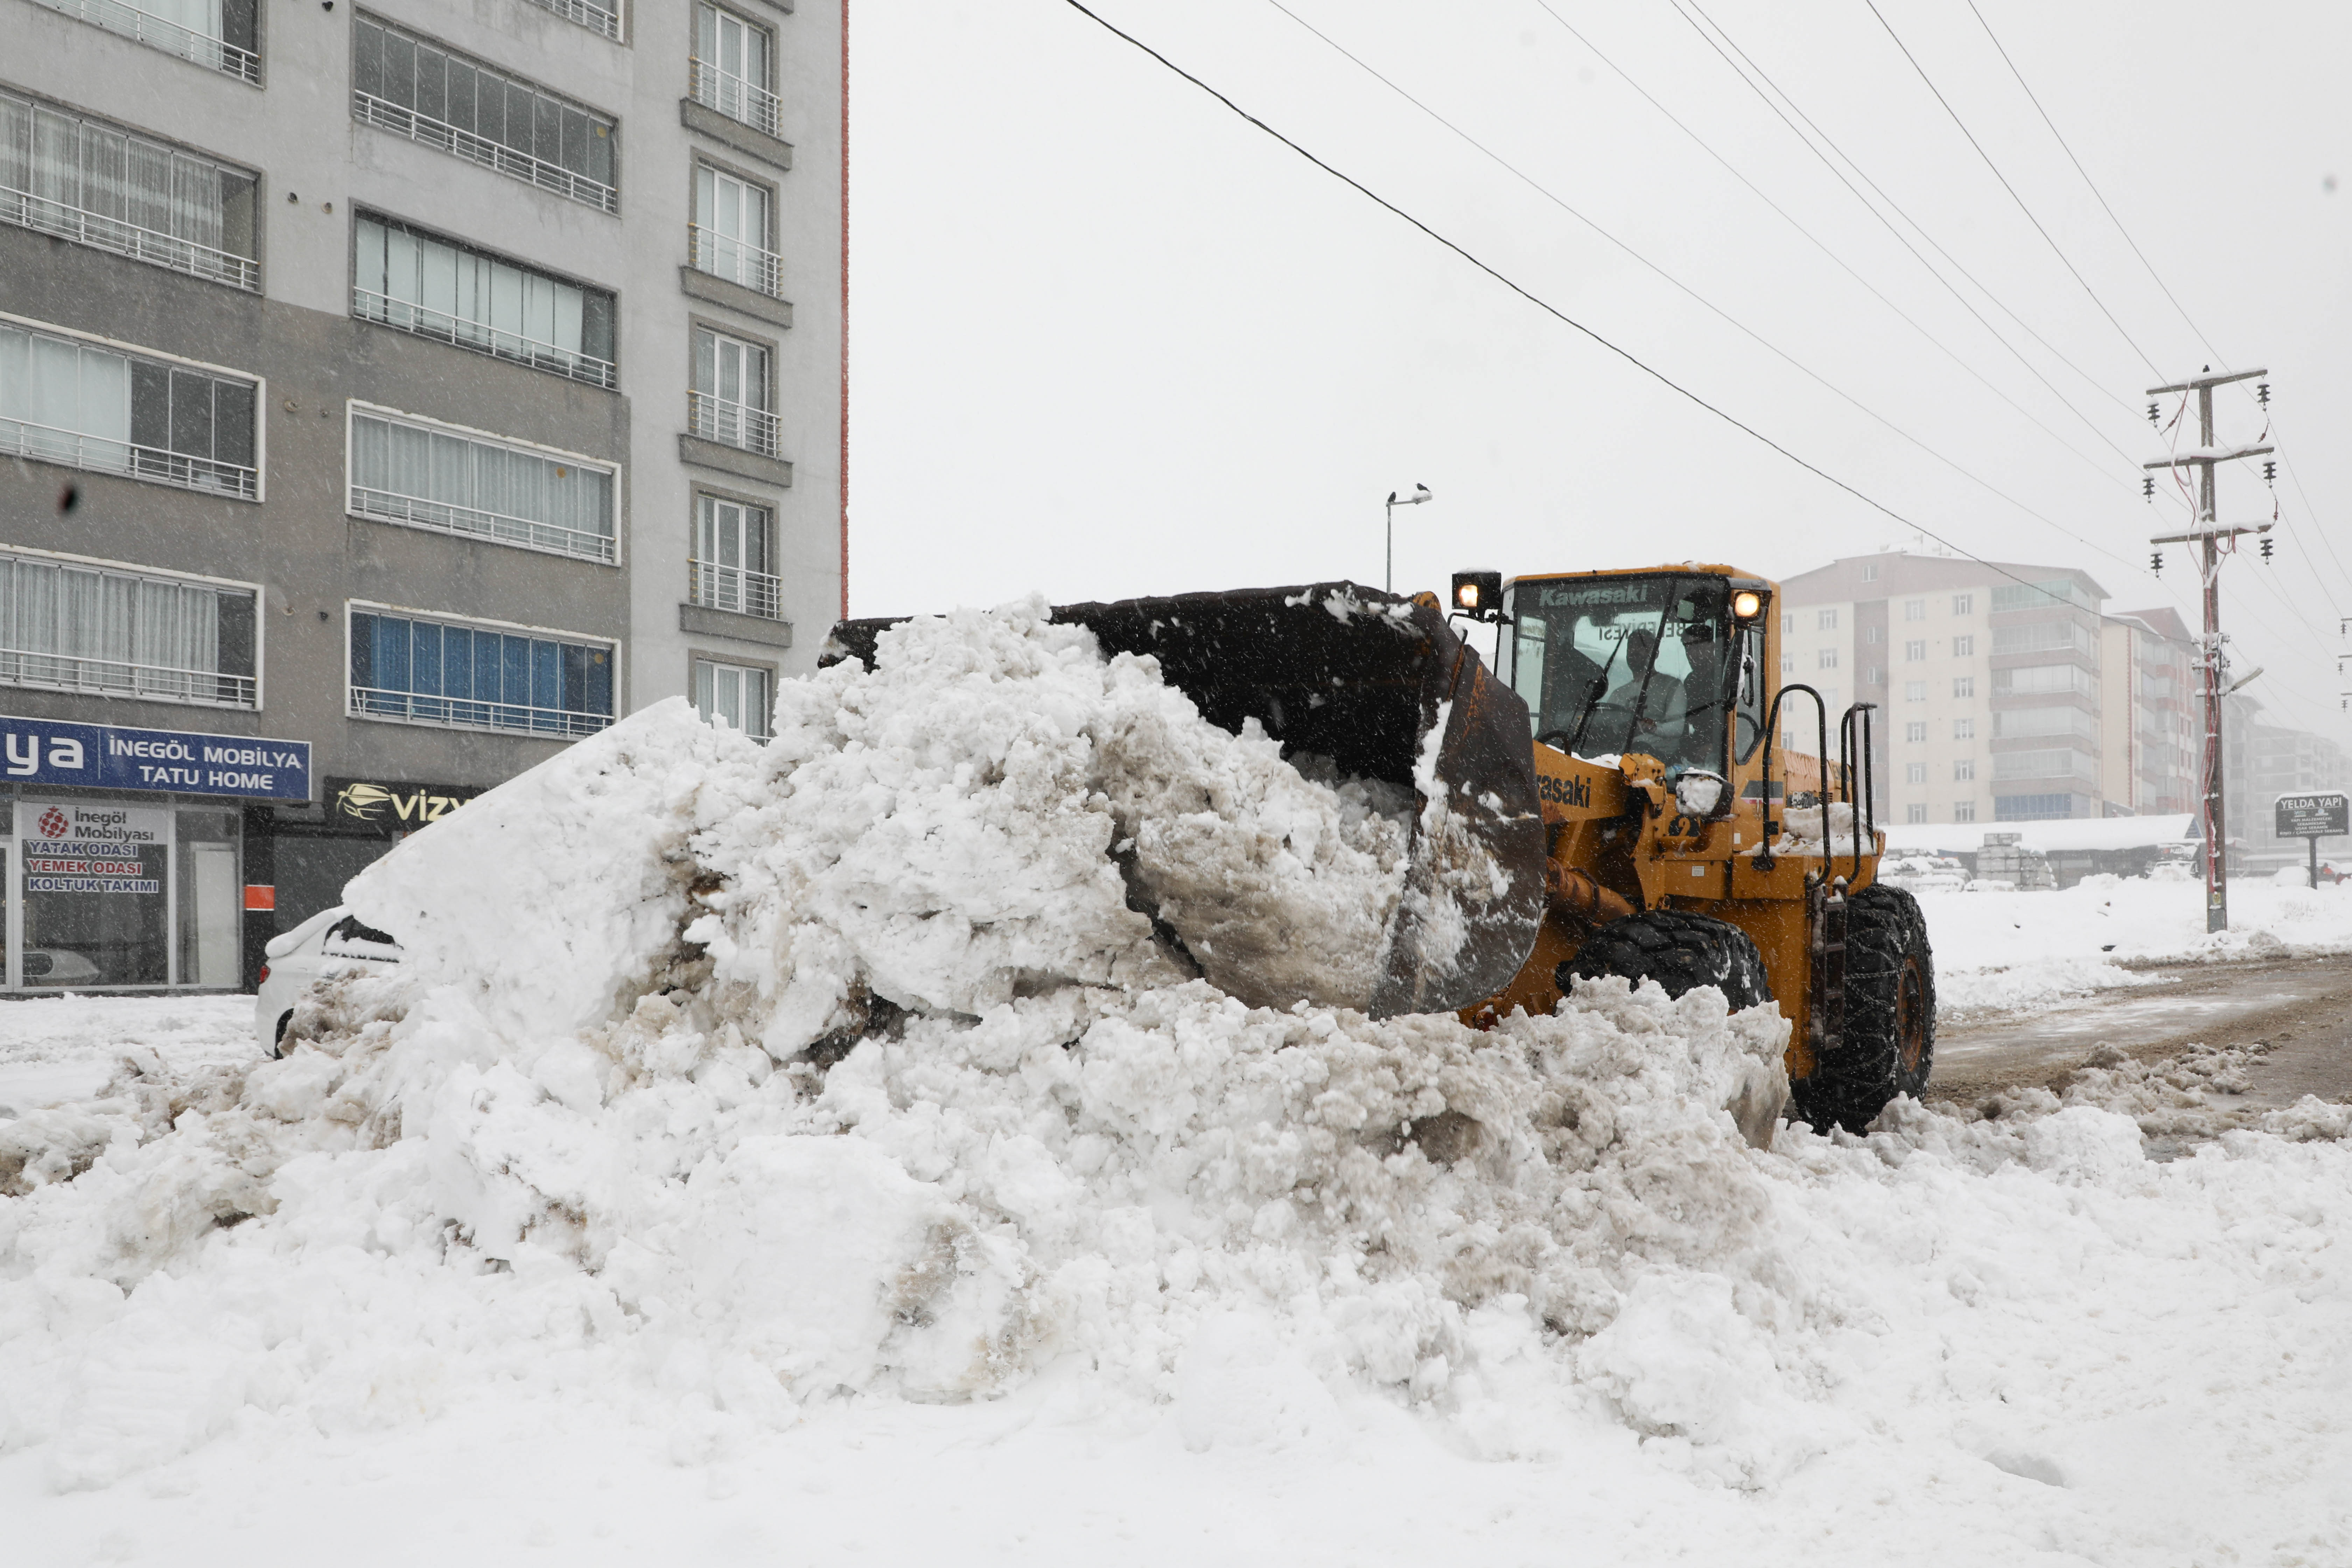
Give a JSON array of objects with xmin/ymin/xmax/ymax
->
[
  {"xmin": 691, "ymin": 495, "xmax": 779, "ymax": 618},
  {"xmin": 1816, "ymin": 648, "xmax": 1839, "ymax": 670},
  {"xmin": 1905, "ymin": 639, "xmax": 1925, "ymax": 661},
  {"xmin": 1953, "ymin": 800, "xmax": 1976, "ymax": 822},
  {"xmin": 30, "ymin": 0, "xmax": 260, "ymax": 84},
  {"xmin": 1861, "ymin": 562, "xmax": 1878, "ymax": 582},
  {"xmin": 1953, "ymin": 718, "xmax": 1974, "ymax": 740},
  {"xmin": 0, "ymin": 546, "xmax": 256, "ymax": 707},
  {"xmin": 1953, "ymin": 759, "xmax": 1975, "ymax": 782},
  {"xmin": 348, "ymin": 607, "xmax": 613, "ymax": 737},
  {"xmin": 0, "ymin": 320, "xmax": 258, "ymax": 498},
  {"xmin": 352, "ymin": 16, "xmax": 618, "ymax": 212},
  {"xmin": 353, "ymin": 215, "xmax": 616, "ymax": 387},
  {"xmin": 1818, "ymin": 609, "xmax": 1839, "ymax": 630},
  {"xmin": 694, "ymin": 658, "xmax": 771, "ymax": 740},
  {"xmin": 1780, "ymin": 612, "xmax": 1794, "ymax": 634},
  {"xmin": 1905, "ymin": 721, "xmax": 1926, "ymax": 742},
  {"xmin": 0, "ymin": 91, "xmax": 260, "ymax": 292},
  {"xmin": 1994, "ymin": 793, "xmax": 2074, "ymax": 822},
  {"xmin": 691, "ymin": 163, "xmax": 781, "ymax": 297},
  {"xmin": 1865, "ymin": 667, "xmax": 1882, "ymax": 686},
  {"xmin": 1864, "ymin": 625, "xmax": 1882, "ymax": 644},
  {"xmin": 1905, "ymin": 763, "xmax": 1926, "ymax": 784},
  {"xmin": 1952, "ymin": 634, "xmax": 1975, "ymax": 657},
  {"xmin": 1953, "ymin": 676, "xmax": 1975, "ymax": 698},
  {"xmin": 692, "ymin": 4, "xmax": 780, "ymax": 140},
  {"xmin": 1779, "ymin": 656, "xmax": 1794, "ymax": 677},
  {"xmin": 1904, "ymin": 598, "xmax": 1925, "ymax": 622},
  {"xmin": 1952, "ymin": 593, "xmax": 1973, "ymax": 616},
  {"xmin": 690, "ymin": 327, "xmax": 776, "ymax": 455},
  {"xmin": 1995, "ymin": 663, "xmax": 2096, "ymax": 699},
  {"xmin": 1905, "ymin": 681, "xmax": 1926, "ymax": 701},
  {"xmin": 348, "ymin": 405, "xmax": 616, "ymax": 563},
  {"xmin": 1905, "ymin": 803, "xmax": 1927, "ymax": 824},
  {"xmin": 522, "ymin": 0, "xmax": 620, "ymax": 42},
  {"xmin": 1995, "ymin": 749, "xmax": 2096, "ymax": 783}
]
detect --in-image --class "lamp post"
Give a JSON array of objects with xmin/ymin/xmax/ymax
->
[{"xmin": 1384, "ymin": 483, "xmax": 1431, "ymax": 594}]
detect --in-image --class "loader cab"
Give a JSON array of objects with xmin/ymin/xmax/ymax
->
[{"xmin": 1502, "ymin": 569, "xmax": 1771, "ymax": 785}]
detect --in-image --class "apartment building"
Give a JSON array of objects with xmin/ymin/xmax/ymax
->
[
  {"xmin": 2, "ymin": 0, "xmax": 844, "ymax": 992},
  {"xmin": 2224, "ymin": 692, "xmax": 2352, "ymax": 873},
  {"xmin": 2098, "ymin": 606, "xmax": 2196, "ymax": 816},
  {"xmin": 1778, "ymin": 552, "xmax": 2109, "ymax": 825}
]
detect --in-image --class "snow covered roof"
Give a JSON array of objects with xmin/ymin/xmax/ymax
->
[{"xmin": 1885, "ymin": 814, "xmax": 2199, "ymax": 855}]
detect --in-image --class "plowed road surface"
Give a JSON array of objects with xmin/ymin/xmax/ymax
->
[{"xmin": 1930, "ymin": 953, "xmax": 2352, "ymax": 1109}]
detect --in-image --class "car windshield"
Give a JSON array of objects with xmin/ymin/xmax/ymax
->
[{"xmin": 1505, "ymin": 574, "xmax": 1747, "ymax": 772}]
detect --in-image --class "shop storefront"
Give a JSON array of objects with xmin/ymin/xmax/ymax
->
[{"xmin": 3, "ymin": 716, "xmax": 310, "ymax": 992}]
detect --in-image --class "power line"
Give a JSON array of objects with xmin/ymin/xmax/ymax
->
[
  {"xmin": 1666, "ymin": 0, "xmax": 2148, "ymax": 448},
  {"xmin": 1257, "ymin": 0, "xmax": 2147, "ymax": 581},
  {"xmin": 1519, "ymin": 0, "xmax": 2127, "ymax": 493},
  {"xmin": 1861, "ymin": 0, "xmax": 2162, "ymax": 377},
  {"xmin": 1046, "ymin": 0, "xmax": 2181, "ymax": 628}
]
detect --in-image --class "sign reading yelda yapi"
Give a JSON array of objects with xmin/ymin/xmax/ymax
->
[
  {"xmin": 326, "ymin": 777, "xmax": 488, "ymax": 835},
  {"xmin": 2274, "ymin": 791, "xmax": 2351, "ymax": 840}
]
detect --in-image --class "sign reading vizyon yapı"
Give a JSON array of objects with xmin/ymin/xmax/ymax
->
[
  {"xmin": 0, "ymin": 716, "xmax": 311, "ymax": 800},
  {"xmin": 2274, "ymin": 791, "xmax": 2351, "ymax": 840}
]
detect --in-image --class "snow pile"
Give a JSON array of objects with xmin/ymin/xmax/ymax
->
[
  {"xmin": 1919, "ymin": 872, "xmax": 2352, "ymax": 1015},
  {"xmin": 5, "ymin": 600, "xmax": 2352, "ymax": 1561}
]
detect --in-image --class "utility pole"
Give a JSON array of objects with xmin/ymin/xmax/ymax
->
[{"xmin": 2145, "ymin": 365, "xmax": 2271, "ymax": 933}]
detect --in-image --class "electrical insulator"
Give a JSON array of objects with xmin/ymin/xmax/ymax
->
[
  {"xmin": 2142, "ymin": 476, "xmax": 2155, "ymax": 502},
  {"xmin": 2261, "ymin": 538, "xmax": 2274, "ymax": 563},
  {"xmin": 2150, "ymin": 549, "xmax": 2163, "ymax": 574},
  {"xmin": 2147, "ymin": 401, "xmax": 2160, "ymax": 424},
  {"xmin": 2264, "ymin": 460, "xmax": 2277, "ymax": 485},
  {"xmin": 2258, "ymin": 382, "xmax": 2272, "ymax": 407}
]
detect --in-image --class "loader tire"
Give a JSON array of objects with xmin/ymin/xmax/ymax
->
[
  {"xmin": 1559, "ymin": 910, "xmax": 1773, "ymax": 1012},
  {"xmin": 1788, "ymin": 884, "xmax": 1934, "ymax": 1133}
]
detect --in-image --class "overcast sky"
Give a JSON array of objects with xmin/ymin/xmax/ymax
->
[{"xmin": 847, "ymin": 0, "xmax": 2352, "ymax": 742}]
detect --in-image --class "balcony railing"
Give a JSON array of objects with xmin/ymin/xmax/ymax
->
[
  {"xmin": 349, "ymin": 485, "xmax": 617, "ymax": 564},
  {"xmin": 31, "ymin": 0, "xmax": 261, "ymax": 84},
  {"xmin": 353, "ymin": 93, "xmax": 617, "ymax": 214},
  {"xmin": 1, "ymin": 184, "xmax": 259, "ymax": 292},
  {"xmin": 1, "ymin": 415, "xmax": 258, "ymax": 499},
  {"xmin": 521, "ymin": 0, "xmax": 620, "ymax": 41},
  {"xmin": 0, "ymin": 646, "xmax": 256, "ymax": 708},
  {"xmin": 689, "ymin": 559, "xmax": 782, "ymax": 620},
  {"xmin": 687, "ymin": 223, "xmax": 783, "ymax": 298},
  {"xmin": 688, "ymin": 391, "xmax": 778, "ymax": 456},
  {"xmin": 350, "ymin": 685, "xmax": 612, "ymax": 738},
  {"xmin": 354, "ymin": 288, "xmax": 617, "ymax": 388},
  {"xmin": 689, "ymin": 56, "xmax": 780, "ymax": 140}
]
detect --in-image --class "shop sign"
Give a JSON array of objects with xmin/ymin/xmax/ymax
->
[
  {"xmin": 19, "ymin": 804, "xmax": 169, "ymax": 894},
  {"xmin": 0, "ymin": 716, "xmax": 310, "ymax": 800},
  {"xmin": 326, "ymin": 776, "xmax": 487, "ymax": 835},
  {"xmin": 2274, "ymin": 792, "xmax": 2350, "ymax": 840}
]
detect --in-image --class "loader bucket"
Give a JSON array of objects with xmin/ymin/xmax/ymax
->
[{"xmin": 823, "ymin": 583, "xmax": 1548, "ymax": 1018}]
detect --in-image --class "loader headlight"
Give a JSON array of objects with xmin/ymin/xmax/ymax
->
[
  {"xmin": 1451, "ymin": 570, "xmax": 1505, "ymax": 621},
  {"xmin": 1730, "ymin": 589, "xmax": 1764, "ymax": 621},
  {"xmin": 1673, "ymin": 769, "xmax": 1727, "ymax": 818}
]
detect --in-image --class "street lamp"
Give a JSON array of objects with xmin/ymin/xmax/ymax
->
[{"xmin": 1385, "ymin": 483, "xmax": 1431, "ymax": 594}]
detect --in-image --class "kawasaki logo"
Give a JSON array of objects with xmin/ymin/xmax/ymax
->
[{"xmin": 1538, "ymin": 773, "xmax": 1591, "ymax": 808}]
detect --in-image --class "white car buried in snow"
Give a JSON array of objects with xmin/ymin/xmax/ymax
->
[{"xmin": 253, "ymin": 906, "xmax": 402, "ymax": 1056}]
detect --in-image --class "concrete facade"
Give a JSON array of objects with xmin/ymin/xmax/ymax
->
[{"xmin": 2, "ymin": 0, "xmax": 844, "ymax": 991}]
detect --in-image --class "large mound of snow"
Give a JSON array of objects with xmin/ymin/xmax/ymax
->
[{"xmin": 5, "ymin": 600, "xmax": 2351, "ymax": 1563}]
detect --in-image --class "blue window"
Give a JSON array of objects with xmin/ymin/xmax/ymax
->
[
  {"xmin": 1993, "ymin": 793, "xmax": 2076, "ymax": 822},
  {"xmin": 350, "ymin": 609, "xmax": 612, "ymax": 736}
]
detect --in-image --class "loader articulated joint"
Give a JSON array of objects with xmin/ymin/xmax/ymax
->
[{"xmin": 1547, "ymin": 863, "xmax": 1636, "ymax": 930}]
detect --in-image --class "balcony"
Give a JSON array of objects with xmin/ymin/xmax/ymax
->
[
  {"xmin": 0, "ymin": 646, "xmax": 254, "ymax": 708},
  {"xmin": 1, "ymin": 184, "xmax": 259, "ymax": 292},
  {"xmin": 688, "ymin": 223, "xmax": 784, "ymax": 299},
  {"xmin": 354, "ymin": 288, "xmax": 616, "ymax": 389},
  {"xmin": 349, "ymin": 485, "xmax": 616, "ymax": 565},
  {"xmin": 0, "ymin": 415, "xmax": 258, "ymax": 499},
  {"xmin": 522, "ymin": 0, "xmax": 620, "ymax": 40},
  {"xmin": 688, "ymin": 559, "xmax": 782, "ymax": 621},
  {"xmin": 353, "ymin": 92, "xmax": 617, "ymax": 214},
  {"xmin": 31, "ymin": 0, "xmax": 260, "ymax": 84},
  {"xmin": 350, "ymin": 686, "xmax": 612, "ymax": 738},
  {"xmin": 688, "ymin": 390, "xmax": 778, "ymax": 457},
  {"xmin": 689, "ymin": 56, "xmax": 780, "ymax": 140}
]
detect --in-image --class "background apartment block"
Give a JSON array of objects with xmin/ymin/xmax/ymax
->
[
  {"xmin": 2098, "ymin": 606, "xmax": 2196, "ymax": 816},
  {"xmin": 1779, "ymin": 552, "xmax": 2112, "ymax": 825},
  {"xmin": 1, "ymin": 0, "xmax": 844, "ymax": 993},
  {"xmin": 2224, "ymin": 692, "xmax": 2352, "ymax": 874}
]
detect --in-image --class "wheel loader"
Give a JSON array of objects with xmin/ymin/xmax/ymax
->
[{"xmin": 825, "ymin": 565, "xmax": 1934, "ymax": 1132}]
